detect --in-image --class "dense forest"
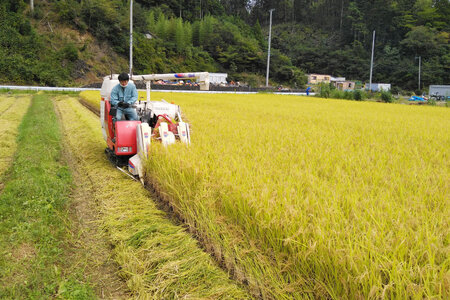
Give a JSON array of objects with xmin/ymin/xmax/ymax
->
[{"xmin": 0, "ymin": 0, "xmax": 448, "ymax": 91}]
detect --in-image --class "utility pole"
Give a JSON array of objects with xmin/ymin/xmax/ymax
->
[
  {"xmin": 416, "ymin": 56, "xmax": 421, "ymax": 91},
  {"xmin": 30, "ymin": 0, "xmax": 34, "ymax": 12},
  {"xmin": 129, "ymin": 0, "xmax": 133, "ymax": 76},
  {"xmin": 369, "ymin": 30, "xmax": 375, "ymax": 91},
  {"xmin": 266, "ymin": 9, "xmax": 275, "ymax": 87}
]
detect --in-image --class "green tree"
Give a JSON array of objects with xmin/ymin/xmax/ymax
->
[
  {"xmin": 400, "ymin": 26, "xmax": 446, "ymax": 57},
  {"xmin": 147, "ymin": 10, "xmax": 156, "ymax": 31},
  {"xmin": 175, "ymin": 18, "xmax": 185, "ymax": 53},
  {"xmin": 155, "ymin": 13, "xmax": 168, "ymax": 39},
  {"xmin": 184, "ymin": 22, "xmax": 193, "ymax": 47}
]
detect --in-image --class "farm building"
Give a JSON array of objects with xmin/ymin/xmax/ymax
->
[
  {"xmin": 307, "ymin": 74, "xmax": 331, "ymax": 84},
  {"xmin": 331, "ymin": 77, "xmax": 356, "ymax": 91}
]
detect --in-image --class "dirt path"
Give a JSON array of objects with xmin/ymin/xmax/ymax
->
[{"xmin": 55, "ymin": 97, "xmax": 129, "ymax": 299}]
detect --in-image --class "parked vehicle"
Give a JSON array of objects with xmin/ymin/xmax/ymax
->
[
  {"xmin": 408, "ymin": 96, "xmax": 427, "ymax": 102},
  {"xmin": 429, "ymin": 93, "xmax": 446, "ymax": 101}
]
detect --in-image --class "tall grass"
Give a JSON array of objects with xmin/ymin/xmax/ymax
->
[{"xmin": 142, "ymin": 93, "xmax": 449, "ymax": 299}]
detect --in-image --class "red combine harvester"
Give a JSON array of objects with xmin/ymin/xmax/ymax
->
[{"xmin": 100, "ymin": 73, "xmax": 210, "ymax": 182}]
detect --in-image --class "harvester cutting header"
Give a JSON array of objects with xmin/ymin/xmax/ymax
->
[{"xmin": 100, "ymin": 72, "xmax": 209, "ymax": 182}]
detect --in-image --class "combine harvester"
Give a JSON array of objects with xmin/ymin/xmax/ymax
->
[{"xmin": 100, "ymin": 72, "xmax": 209, "ymax": 182}]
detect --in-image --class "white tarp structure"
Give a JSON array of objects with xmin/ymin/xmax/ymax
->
[
  {"xmin": 429, "ymin": 85, "xmax": 450, "ymax": 98},
  {"xmin": 209, "ymin": 73, "xmax": 228, "ymax": 85},
  {"xmin": 366, "ymin": 83, "xmax": 391, "ymax": 92},
  {"xmin": 125, "ymin": 72, "xmax": 210, "ymax": 91}
]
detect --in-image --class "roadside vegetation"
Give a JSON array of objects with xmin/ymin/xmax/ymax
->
[
  {"xmin": 0, "ymin": 94, "xmax": 95, "ymax": 298},
  {"xmin": 315, "ymin": 83, "xmax": 394, "ymax": 103}
]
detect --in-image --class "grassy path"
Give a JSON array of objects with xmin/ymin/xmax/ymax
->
[
  {"xmin": 0, "ymin": 95, "xmax": 32, "ymax": 179},
  {"xmin": 0, "ymin": 94, "xmax": 95, "ymax": 298},
  {"xmin": 55, "ymin": 95, "xmax": 250, "ymax": 299}
]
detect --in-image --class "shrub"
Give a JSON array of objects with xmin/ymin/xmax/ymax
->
[
  {"xmin": 318, "ymin": 83, "xmax": 332, "ymax": 98},
  {"xmin": 343, "ymin": 91, "xmax": 354, "ymax": 100},
  {"xmin": 62, "ymin": 43, "xmax": 79, "ymax": 62},
  {"xmin": 330, "ymin": 89, "xmax": 344, "ymax": 99},
  {"xmin": 381, "ymin": 91, "xmax": 393, "ymax": 103},
  {"xmin": 390, "ymin": 86, "xmax": 401, "ymax": 95},
  {"xmin": 353, "ymin": 89, "xmax": 363, "ymax": 101}
]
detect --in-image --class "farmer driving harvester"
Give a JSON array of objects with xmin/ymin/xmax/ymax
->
[{"xmin": 110, "ymin": 72, "xmax": 138, "ymax": 121}]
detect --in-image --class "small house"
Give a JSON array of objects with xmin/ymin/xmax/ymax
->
[
  {"xmin": 307, "ymin": 74, "xmax": 332, "ymax": 85},
  {"xmin": 331, "ymin": 77, "xmax": 355, "ymax": 91}
]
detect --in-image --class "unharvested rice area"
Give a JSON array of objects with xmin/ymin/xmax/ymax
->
[
  {"xmin": 78, "ymin": 90, "xmax": 450, "ymax": 298},
  {"xmin": 55, "ymin": 96, "xmax": 249, "ymax": 299},
  {"xmin": 80, "ymin": 90, "xmax": 101, "ymax": 110},
  {"xmin": 139, "ymin": 93, "xmax": 449, "ymax": 299},
  {"xmin": 0, "ymin": 95, "xmax": 32, "ymax": 178}
]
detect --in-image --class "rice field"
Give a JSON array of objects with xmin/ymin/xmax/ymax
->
[
  {"xmin": 0, "ymin": 95, "xmax": 32, "ymax": 177},
  {"xmin": 82, "ymin": 90, "xmax": 449, "ymax": 298}
]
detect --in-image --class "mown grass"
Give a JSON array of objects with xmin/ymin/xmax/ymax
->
[
  {"xmin": 0, "ymin": 94, "xmax": 95, "ymax": 298},
  {"xmin": 140, "ymin": 92, "xmax": 449, "ymax": 299},
  {"xmin": 56, "ymin": 95, "xmax": 250, "ymax": 299}
]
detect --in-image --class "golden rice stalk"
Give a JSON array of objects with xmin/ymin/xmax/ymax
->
[{"xmin": 143, "ymin": 92, "xmax": 450, "ymax": 299}]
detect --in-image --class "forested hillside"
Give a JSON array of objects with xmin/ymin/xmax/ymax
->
[{"xmin": 0, "ymin": 0, "xmax": 448, "ymax": 91}]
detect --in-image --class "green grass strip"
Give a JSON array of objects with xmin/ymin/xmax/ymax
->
[
  {"xmin": 0, "ymin": 94, "xmax": 95, "ymax": 299},
  {"xmin": 57, "ymin": 95, "xmax": 250, "ymax": 298}
]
